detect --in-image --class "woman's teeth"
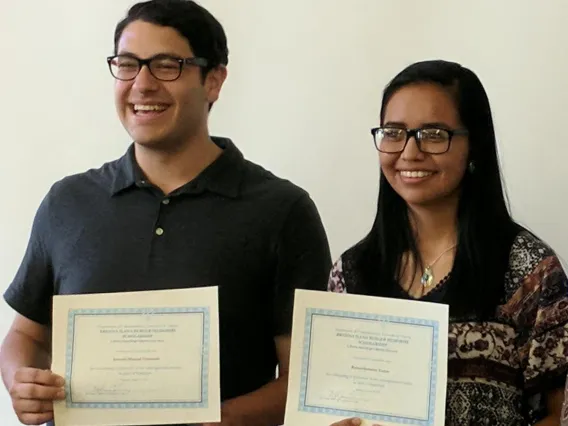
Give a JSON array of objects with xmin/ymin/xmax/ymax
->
[{"xmin": 400, "ymin": 170, "xmax": 434, "ymax": 178}]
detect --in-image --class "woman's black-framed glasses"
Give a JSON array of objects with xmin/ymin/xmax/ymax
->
[
  {"xmin": 107, "ymin": 54, "xmax": 209, "ymax": 82},
  {"xmin": 371, "ymin": 126, "xmax": 469, "ymax": 154}
]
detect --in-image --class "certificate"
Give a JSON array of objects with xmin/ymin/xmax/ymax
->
[
  {"xmin": 284, "ymin": 290, "xmax": 448, "ymax": 426},
  {"xmin": 51, "ymin": 286, "xmax": 221, "ymax": 426}
]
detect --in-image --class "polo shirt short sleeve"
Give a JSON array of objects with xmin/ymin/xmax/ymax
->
[{"xmin": 4, "ymin": 137, "xmax": 332, "ymax": 407}]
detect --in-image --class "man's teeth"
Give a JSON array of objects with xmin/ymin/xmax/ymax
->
[
  {"xmin": 133, "ymin": 105, "xmax": 167, "ymax": 112},
  {"xmin": 400, "ymin": 171, "xmax": 434, "ymax": 178}
]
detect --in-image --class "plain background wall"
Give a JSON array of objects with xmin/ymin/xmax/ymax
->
[{"xmin": 1, "ymin": 0, "xmax": 567, "ymax": 424}]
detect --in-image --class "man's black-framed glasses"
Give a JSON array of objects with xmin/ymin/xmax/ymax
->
[
  {"xmin": 107, "ymin": 54, "xmax": 209, "ymax": 82},
  {"xmin": 371, "ymin": 126, "xmax": 469, "ymax": 154}
]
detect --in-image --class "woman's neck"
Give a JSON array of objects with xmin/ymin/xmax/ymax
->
[{"xmin": 408, "ymin": 197, "xmax": 459, "ymax": 259}]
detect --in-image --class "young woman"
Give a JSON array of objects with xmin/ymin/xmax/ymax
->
[{"xmin": 328, "ymin": 60, "xmax": 568, "ymax": 425}]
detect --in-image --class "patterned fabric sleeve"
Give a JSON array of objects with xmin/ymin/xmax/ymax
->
[
  {"xmin": 511, "ymin": 234, "xmax": 568, "ymax": 422},
  {"xmin": 327, "ymin": 257, "xmax": 347, "ymax": 293}
]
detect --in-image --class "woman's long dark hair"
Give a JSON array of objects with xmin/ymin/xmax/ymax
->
[{"xmin": 354, "ymin": 60, "xmax": 519, "ymax": 319}]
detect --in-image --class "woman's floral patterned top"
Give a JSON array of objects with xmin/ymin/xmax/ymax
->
[{"xmin": 328, "ymin": 231, "xmax": 568, "ymax": 425}]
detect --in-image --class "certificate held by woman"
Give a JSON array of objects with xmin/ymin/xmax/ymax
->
[{"xmin": 285, "ymin": 289, "xmax": 448, "ymax": 426}]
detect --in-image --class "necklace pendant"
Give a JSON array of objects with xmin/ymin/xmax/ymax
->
[{"xmin": 421, "ymin": 266, "xmax": 434, "ymax": 287}]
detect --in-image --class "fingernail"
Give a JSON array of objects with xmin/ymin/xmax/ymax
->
[
  {"xmin": 56, "ymin": 377, "xmax": 65, "ymax": 386},
  {"xmin": 57, "ymin": 390, "xmax": 65, "ymax": 399},
  {"xmin": 351, "ymin": 419, "xmax": 362, "ymax": 426}
]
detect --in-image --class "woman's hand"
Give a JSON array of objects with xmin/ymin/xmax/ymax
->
[{"xmin": 330, "ymin": 418, "xmax": 382, "ymax": 426}]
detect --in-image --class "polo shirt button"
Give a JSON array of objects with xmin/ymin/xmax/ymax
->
[
  {"xmin": 162, "ymin": 198, "xmax": 170, "ymax": 205},
  {"xmin": 155, "ymin": 227, "xmax": 164, "ymax": 236}
]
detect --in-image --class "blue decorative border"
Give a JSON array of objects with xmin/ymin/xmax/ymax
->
[
  {"xmin": 65, "ymin": 307, "xmax": 210, "ymax": 409},
  {"xmin": 298, "ymin": 308, "xmax": 439, "ymax": 426}
]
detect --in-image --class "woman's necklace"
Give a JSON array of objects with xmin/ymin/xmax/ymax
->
[{"xmin": 420, "ymin": 244, "xmax": 457, "ymax": 287}]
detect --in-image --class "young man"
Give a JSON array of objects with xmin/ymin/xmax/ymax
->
[{"xmin": 0, "ymin": 1, "xmax": 332, "ymax": 425}]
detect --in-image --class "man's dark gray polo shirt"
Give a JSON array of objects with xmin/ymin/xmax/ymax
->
[{"xmin": 4, "ymin": 137, "xmax": 332, "ymax": 422}]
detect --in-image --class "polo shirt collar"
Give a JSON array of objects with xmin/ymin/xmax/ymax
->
[{"xmin": 110, "ymin": 137, "xmax": 245, "ymax": 198}]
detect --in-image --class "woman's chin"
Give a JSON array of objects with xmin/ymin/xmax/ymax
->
[{"xmin": 399, "ymin": 189, "xmax": 460, "ymax": 209}]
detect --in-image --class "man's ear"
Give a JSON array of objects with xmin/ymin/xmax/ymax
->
[{"xmin": 204, "ymin": 65, "xmax": 228, "ymax": 104}]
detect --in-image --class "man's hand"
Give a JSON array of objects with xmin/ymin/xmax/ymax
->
[{"xmin": 9, "ymin": 367, "xmax": 65, "ymax": 425}]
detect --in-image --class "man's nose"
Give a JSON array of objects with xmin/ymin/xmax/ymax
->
[{"xmin": 132, "ymin": 66, "xmax": 160, "ymax": 92}]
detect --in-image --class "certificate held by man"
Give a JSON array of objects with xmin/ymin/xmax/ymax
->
[
  {"xmin": 51, "ymin": 286, "xmax": 221, "ymax": 426},
  {"xmin": 285, "ymin": 289, "xmax": 449, "ymax": 426}
]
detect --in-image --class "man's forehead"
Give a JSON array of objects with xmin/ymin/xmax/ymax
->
[{"xmin": 117, "ymin": 20, "xmax": 193, "ymax": 56}]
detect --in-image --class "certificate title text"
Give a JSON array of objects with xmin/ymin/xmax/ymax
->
[
  {"xmin": 99, "ymin": 325, "xmax": 178, "ymax": 340},
  {"xmin": 336, "ymin": 329, "xmax": 409, "ymax": 352}
]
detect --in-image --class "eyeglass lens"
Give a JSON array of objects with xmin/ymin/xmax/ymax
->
[
  {"xmin": 109, "ymin": 55, "xmax": 182, "ymax": 81},
  {"xmin": 377, "ymin": 128, "xmax": 451, "ymax": 154}
]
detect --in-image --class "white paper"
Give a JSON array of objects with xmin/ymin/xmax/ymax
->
[
  {"xmin": 285, "ymin": 289, "xmax": 449, "ymax": 426},
  {"xmin": 52, "ymin": 287, "xmax": 221, "ymax": 426}
]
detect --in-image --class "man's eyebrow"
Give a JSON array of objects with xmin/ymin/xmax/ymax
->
[
  {"xmin": 115, "ymin": 51, "xmax": 186, "ymax": 58},
  {"xmin": 115, "ymin": 50, "xmax": 137, "ymax": 57}
]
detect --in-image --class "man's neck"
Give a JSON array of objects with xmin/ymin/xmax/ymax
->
[
  {"xmin": 134, "ymin": 135, "xmax": 223, "ymax": 195},
  {"xmin": 408, "ymin": 195, "xmax": 460, "ymax": 259}
]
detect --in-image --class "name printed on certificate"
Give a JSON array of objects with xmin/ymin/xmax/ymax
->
[
  {"xmin": 284, "ymin": 289, "xmax": 449, "ymax": 426},
  {"xmin": 51, "ymin": 286, "xmax": 221, "ymax": 426}
]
